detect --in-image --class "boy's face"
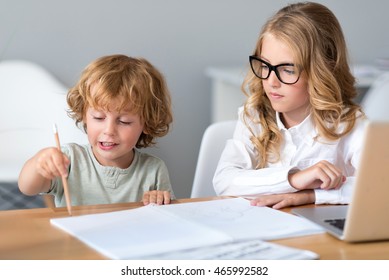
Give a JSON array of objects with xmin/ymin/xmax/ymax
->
[{"xmin": 84, "ymin": 100, "xmax": 145, "ymax": 169}]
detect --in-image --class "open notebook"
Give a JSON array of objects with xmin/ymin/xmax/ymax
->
[
  {"xmin": 51, "ymin": 197, "xmax": 322, "ymax": 259},
  {"xmin": 293, "ymin": 122, "xmax": 389, "ymax": 242}
]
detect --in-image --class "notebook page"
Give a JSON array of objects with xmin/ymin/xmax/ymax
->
[{"xmin": 51, "ymin": 197, "xmax": 323, "ymax": 259}]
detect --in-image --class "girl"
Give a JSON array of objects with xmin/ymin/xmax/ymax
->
[
  {"xmin": 19, "ymin": 55, "xmax": 174, "ymax": 206},
  {"xmin": 213, "ymin": 2, "xmax": 367, "ymax": 209}
]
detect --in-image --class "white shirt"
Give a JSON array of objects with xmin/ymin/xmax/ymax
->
[{"xmin": 213, "ymin": 107, "xmax": 367, "ymax": 204}]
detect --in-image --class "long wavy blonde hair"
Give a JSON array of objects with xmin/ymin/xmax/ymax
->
[
  {"xmin": 67, "ymin": 54, "xmax": 173, "ymax": 148},
  {"xmin": 242, "ymin": 2, "xmax": 364, "ymax": 169}
]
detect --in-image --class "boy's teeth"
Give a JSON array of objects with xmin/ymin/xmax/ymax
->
[{"xmin": 102, "ymin": 142, "xmax": 114, "ymax": 147}]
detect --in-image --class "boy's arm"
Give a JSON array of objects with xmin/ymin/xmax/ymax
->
[
  {"xmin": 142, "ymin": 190, "xmax": 171, "ymax": 205},
  {"xmin": 18, "ymin": 147, "xmax": 69, "ymax": 196},
  {"xmin": 18, "ymin": 156, "xmax": 52, "ymax": 195}
]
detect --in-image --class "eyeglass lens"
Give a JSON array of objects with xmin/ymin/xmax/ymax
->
[{"xmin": 250, "ymin": 57, "xmax": 300, "ymax": 84}]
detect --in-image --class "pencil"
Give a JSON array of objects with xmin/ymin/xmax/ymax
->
[{"xmin": 53, "ymin": 123, "xmax": 72, "ymax": 216}]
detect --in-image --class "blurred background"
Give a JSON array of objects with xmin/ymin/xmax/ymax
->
[{"xmin": 1, "ymin": 0, "xmax": 388, "ymax": 198}]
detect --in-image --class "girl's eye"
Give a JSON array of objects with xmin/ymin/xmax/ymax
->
[
  {"xmin": 119, "ymin": 121, "xmax": 131, "ymax": 125},
  {"xmin": 93, "ymin": 116, "xmax": 104, "ymax": 120},
  {"xmin": 280, "ymin": 66, "xmax": 297, "ymax": 75}
]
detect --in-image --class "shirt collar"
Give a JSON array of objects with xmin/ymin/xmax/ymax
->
[{"xmin": 276, "ymin": 112, "xmax": 318, "ymax": 146}]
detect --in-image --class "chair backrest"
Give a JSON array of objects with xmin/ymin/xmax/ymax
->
[
  {"xmin": 0, "ymin": 60, "xmax": 87, "ymax": 181},
  {"xmin": 191, "ymin": 120, "xmax": 237, "ymax": 198},
  {"xmin": 361, "ymin": 72, "xmax": 389, "ymax": 121}
]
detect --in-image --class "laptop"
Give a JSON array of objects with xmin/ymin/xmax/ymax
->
[{"xmin": 292, "ymin": 122, "xmax": 389, "ymax": 242}]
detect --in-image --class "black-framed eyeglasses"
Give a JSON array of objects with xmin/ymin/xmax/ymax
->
[{"xmin": 249, "ymin": 55, "xmax": 301, "ymax": 85}]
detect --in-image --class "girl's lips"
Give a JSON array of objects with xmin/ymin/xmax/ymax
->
[{"xmin": 269, "ymin": 92, "xmax": 284, "ymax": 99}]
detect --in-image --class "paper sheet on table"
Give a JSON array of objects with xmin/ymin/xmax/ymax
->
[
  {"xmin": 142, "ymin": 238, "xmax": 319, "ymax": 260},
  {"xmin": 50, "ymin": 197, "xmax": 323, "ymax": 259}
]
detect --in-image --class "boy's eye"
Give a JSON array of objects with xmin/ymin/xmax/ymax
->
[
  {"xmin": 93, "ymin": 116, "xmax": 104, "ymax": 120},
  {"xmin": 119, "ymin": 120, "xmax": 131, "ymax": 125}
]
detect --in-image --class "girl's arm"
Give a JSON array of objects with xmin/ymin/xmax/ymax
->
[
  {"xmin": 213, "ymin": 115, "xmax": 298, "ymax": 197},
  {"xmin": 313, "ymin": 118, "xmax": 367, "ymax": 205},
  {"xmin": 288, "ymin": 160, "xmax": 345, "ymax": 191},
  {"xmin": 250, "ymin": 190, "xmax": 315, "ymax": 209}
]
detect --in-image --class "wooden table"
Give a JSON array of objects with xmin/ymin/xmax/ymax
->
[{"xmin": 1, "ymin": 197, "xmax": 389, "ymax": 260}]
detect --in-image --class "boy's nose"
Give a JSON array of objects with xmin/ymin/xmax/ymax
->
[{"xmin": 103, "ymin": 121, "xmax": 116, "ymax": 135}]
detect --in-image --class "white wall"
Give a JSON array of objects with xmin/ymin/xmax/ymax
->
[{"xmin": 1, "ymin": 0, "xmax": 388, "ymax": 198}]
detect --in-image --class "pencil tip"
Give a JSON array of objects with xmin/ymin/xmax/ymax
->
[{"xmin": 53, "ymin": 123, "xmax": 58, "ymax": 134}]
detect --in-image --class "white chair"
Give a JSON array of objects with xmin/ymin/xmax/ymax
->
[
  {"xmin": 361, "ymin": 72, "xmax": 389, "ymax": 121},
  {"xmin": 0, "ymin": 60, "xmax": 87, "ymax": 209},
  {"xmin": 0, "ymin": 60, "xmax": 87, "ymax": 182},
  {"xmin": 190, "ymin": 120, "xmax": 237, "ymax": 198}
]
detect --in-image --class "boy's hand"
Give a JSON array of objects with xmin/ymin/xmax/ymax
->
[
  {"xmin": 250, "ymin": 190, "xmax": 315, "ymax": 209},
  {"xmin": 143, "ymin": 190, "xmax": 171, "ymax": 205},
  {"xmin": 35, "ymin": 147, "xmax": 70, "ymax": 179}
]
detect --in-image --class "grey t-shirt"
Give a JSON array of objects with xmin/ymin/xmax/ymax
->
[{"xmin": 49, "ymin": 143, "xmax": 174, "ymax": 207}]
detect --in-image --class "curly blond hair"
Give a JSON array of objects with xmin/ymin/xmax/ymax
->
[
  {"xmin": 67, "ymin": 54, "xmax": 173, "ymax": 148},
  {"xmin": 242, "ymin": 2, "xmax": 364, "ymax": 168}
]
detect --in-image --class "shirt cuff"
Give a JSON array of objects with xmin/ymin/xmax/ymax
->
[
  {"xmin": 314, "ymin": 177, "xmax": 355, "ymax": 204},
  {"xmin": 314, "ymin": 189, "xmax": 343, "ymax": 204}
]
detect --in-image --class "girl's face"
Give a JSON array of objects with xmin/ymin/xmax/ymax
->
[
  {"xmin": 260, "ymin": 33, "xmax": 310, "ymax": 128},
  {"xmin": 85, "ymin": 99, "xmax": 145, "ymax": 169}
]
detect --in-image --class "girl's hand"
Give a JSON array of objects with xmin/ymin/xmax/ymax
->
[
  {"xmin": 289, "ymin": 160, "xmax": 345, "ymax": 191},
  {"xmin": 143, "ymin": 190, "xmax": 171, "ymax": 205},
  {"xmin": 250, "ymin": 190, "xmax": 315, "ymax": 209},
  {"xmin": 35, "ymin": 147, "xmax": 70, "ymax": 179}
]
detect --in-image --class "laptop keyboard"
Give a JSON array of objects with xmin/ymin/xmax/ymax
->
[{"xmin": 324, "ymin": 218, "xmax": 346, "ymax": 230}]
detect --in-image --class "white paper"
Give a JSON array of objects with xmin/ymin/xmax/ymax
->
[
  {"xmin": 155, "ymin": 198, "xmax": 324, "ymax": 240},
  {"xmin": 143, "ymin": 238, "xmax": 319, "ymax": 260},
  {"xmin": 50, "ymin": 197, "xmax": 323, "ymax": 259}
]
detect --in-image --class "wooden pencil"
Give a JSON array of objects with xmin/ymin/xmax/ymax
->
[{"xmin": 53, "ymin": 124, "xmax": 72, "ymax": 216}]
